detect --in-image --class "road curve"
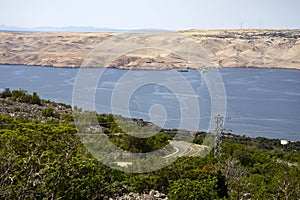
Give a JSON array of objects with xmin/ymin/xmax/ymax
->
[{"xmin": 165, "ymin": 141, "xmax": 207, "ymax": 158}]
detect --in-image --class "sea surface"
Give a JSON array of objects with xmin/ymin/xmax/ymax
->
[{"xmin": 1, "ymin": 65, "xmax": 299, "ymax": 141}]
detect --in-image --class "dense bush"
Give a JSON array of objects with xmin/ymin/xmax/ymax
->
[
  {"xmin": 0, "ymin": 88, "xmax": 41, "ymax": 105},
  {"xmin": 0, "ymin": 88, "xmax": 12, "ymax": 98},
  {"xmin": 1, "ymin": 113, "xmax": 299, "ymax": 199},
  {"xmin": 41, "ymin": 106, "xmax": 54, "ymax": 117},
  {"xmin": 1, "ymin": 90, "xmax": 299, "ymax": 199},
  {"xmin": 0, "ymin": 115, "xmax": 125, "ymax": 199},
  {"xmin": 168, "ymin": 177, "xmax": 219, "ymax": 200}
]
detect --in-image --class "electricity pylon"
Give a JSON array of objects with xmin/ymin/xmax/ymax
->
[{"xmin": 214, "ymin": 114, "xmax": 224, "ymax": 158}]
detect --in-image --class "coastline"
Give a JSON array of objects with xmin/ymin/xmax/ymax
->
[
  {"xmin": 1, "ymin": 90, "xmax": 299, "ymax": 142},
  {"xmin": 2, "ymin": 63, "xmax": 300, "ymax": 71}
]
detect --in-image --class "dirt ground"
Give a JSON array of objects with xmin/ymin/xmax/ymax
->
[{"xmin": 0, "ymin": 29, "xmax": 299, "ymax": 69}]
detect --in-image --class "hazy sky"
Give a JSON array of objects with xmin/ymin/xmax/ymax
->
[{"xmin": 1, "ymin": 0, "xmax": 299, "ymax": 30}]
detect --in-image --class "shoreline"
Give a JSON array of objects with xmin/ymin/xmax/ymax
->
[
  {"xmin": 1, "ymin": 92, "xmax": 299, "ymax": 142},
  {"xmin": 2, "ymin": 63, "xmax": 300, "ymax": 71}
]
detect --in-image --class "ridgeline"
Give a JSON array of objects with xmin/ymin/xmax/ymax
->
[{"xmin": 1, "ymin": 29, "xmax": 300, "ymax": 70}]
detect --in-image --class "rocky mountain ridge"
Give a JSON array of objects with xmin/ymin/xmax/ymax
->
[{"xmin": 0, "ymin": 29, "xmax": 299, "ymax": 69}]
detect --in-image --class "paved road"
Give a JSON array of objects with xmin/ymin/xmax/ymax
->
[{"xmin": 165, "ymin": 141, "xmax": 207, "ymax": 158}]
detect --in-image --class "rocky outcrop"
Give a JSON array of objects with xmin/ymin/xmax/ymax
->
[
  {"xmin": 110, "ymin": 190, "xmax": 168, "ymax": 200},
  {"xmin": 0, "ymin": 98, "xmax": 72, "ymax": 122},
  {"xmin": 0, "ymin": 29, "xmax": 299, "ymax": 69}
]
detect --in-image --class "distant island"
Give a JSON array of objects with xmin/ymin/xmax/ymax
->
[{"xmin": 0, "ymin": 29, "xmax": 299, "ymax": 70}]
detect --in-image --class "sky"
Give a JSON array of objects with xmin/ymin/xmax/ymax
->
[{"xmin": 0, "ymin": 0, "xmax": 299, "ymax": 30}]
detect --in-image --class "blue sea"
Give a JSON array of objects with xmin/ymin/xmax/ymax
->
[{"xmin": 1, "ymin": 65, "xmax": 299, "ymax": 141}]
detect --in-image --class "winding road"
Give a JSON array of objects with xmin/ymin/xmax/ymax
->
[{"xmin": 165, "ymin": 141, "xmax": 207, "ymax": 158}]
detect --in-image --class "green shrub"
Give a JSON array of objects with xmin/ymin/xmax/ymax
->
[
  {"xmin": 62, "ymin": 114, "xmax": 74, "ymax": 123},
  {"xmin": 42, "ymin": 107, "xmax": 54, "ymax": 117},
  {"xmin": 11, "ymin": 89, "xmax": 27, "ymax": 99},
  {"xmin": 168, "ymin": 177, "xmax": 219, "ymax": 200},
  {"xmin": 29, "ymin": 92, "xmax": 41, "ymax": 105},
  {"xmin": 0, "ymin": 88, "xmax": 12, "ymax": 98},
  {"xmin": 14, "ymin": 106, "xmax": 21, "ymax": 112}
]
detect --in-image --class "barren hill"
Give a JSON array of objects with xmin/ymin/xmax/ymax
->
[{"xmin": 0, "ymin": 29, "xmax": 299, "ymax": 69}]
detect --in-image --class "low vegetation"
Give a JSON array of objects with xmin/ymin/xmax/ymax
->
[{"xmin": 0, "ymin": 89, "xmax": 299, "ymax": 199}]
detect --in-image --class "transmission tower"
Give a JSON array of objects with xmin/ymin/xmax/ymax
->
[{"xmin": 214, "ymin": 114, "xmax": 224, "ymax": 158}]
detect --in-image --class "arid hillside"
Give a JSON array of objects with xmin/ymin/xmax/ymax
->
[{"xmin": 0, "ymin": 29, "xmax": 299, "ymax": 69}]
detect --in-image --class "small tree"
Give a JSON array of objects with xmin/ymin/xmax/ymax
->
[
  {"xmin": 29, "ymin": 92, "xmax": 41, "ymax": 105},
  {"xmin": 0, "ymin": 88, "xmax": 12, "ymax": 98},
  {"xmin": 18, "ymin": 94, "xmax": 31, "ymax": 103},
  {"xmin": 168, "ymin": 177, "xmax": 219, "ymax": 200},
  {"xmin": 11, "ymin": 89, "xmax": 27, "ymax": 99}
]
